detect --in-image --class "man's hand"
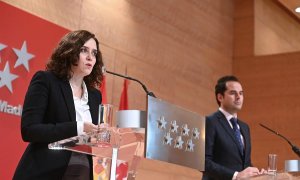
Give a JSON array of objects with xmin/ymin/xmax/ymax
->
[{"xmin": 236, "ymin": 167, "xmax": 260, "ymax": 179}]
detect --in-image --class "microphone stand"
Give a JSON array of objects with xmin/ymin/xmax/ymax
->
[
  {"xmin": 105, "ymin": 70, "xmax": 156, "ymax": 98},
  {"xmin": 260, "ymin": 123, "xmax": 300, "ymax": 158}
]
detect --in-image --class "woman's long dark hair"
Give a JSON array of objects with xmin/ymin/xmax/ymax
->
[{"xmin": 46, "ymin": 30, "xmax": 103, "ymax": 88}]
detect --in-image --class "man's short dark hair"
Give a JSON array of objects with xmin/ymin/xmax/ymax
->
[{"xmin": 215, "ymin": 75, "xmax": 240, "ymax": 106}]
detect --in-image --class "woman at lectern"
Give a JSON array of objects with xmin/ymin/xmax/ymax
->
[{"xmin": 13, "ymin": 30, "xmax": 103, "ymax": 180}]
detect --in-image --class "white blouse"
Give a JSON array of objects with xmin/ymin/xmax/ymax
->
[
  {"xmin": 70, "ymin": 81, "xmax": 93, "ymax": 135},
  {"xmin": 68, "ymin": 81, "xmax": 92, "ymax": 167}
]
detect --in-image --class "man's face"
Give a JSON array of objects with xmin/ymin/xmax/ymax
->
[{"xmin": 218, "ymin": 81, "xmax": 243, "ymax": 115}]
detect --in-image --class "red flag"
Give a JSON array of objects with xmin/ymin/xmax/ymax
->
[
  {"xmin": 99, "ymin": 75, "xmax": 107, "ymax": 104},
  {"xmin": 119, "ymin": 79, "xmax": 129, "ymax": 110}
]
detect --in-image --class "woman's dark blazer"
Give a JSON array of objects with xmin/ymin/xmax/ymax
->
[{"xmin": 13, "ymin": 71, "xmax": 101, "ymax": 180}]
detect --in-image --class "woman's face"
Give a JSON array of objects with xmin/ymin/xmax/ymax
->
[{"xmin": 71, "ymin": 38, "xmax": 97, "ymax": 77}]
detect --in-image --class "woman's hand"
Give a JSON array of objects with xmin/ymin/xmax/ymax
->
[
  {"xmin": 98, "ymin": 123, "xmax": 110, "ymax": 128},
  {"xmin": 83, "ymin": 122, "xmax": 98, "ymax": 133}
]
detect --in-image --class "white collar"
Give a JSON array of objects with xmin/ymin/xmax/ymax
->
[
  {"xmin": 219, "ymin": 107, "xmax": 237, "ymax": 121},
  {"xmin": 69, "ymin": 81, "xmax": 89, "ymax": 102}
]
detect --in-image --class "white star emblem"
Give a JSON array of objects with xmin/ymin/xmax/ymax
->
[
  {"xmin": 157, "ymin": 116, "xmax": 167, "ymax": 129},
  {"xmin": 170, "ymin": 120, "xmax": 179, "ymax": 133},
  {"xmin": 163, "ymin": 132, "xmax": 173, "ymax": 146},
  {"xmin": 0, "ymin": 61, "xmax": 19, "ymax": 93},
  {"xmin": 0, "ymin": 43, "xmax": 7, "ymax": 51},
  {"xmin": 13, "ymin": 41, "xmax": 35, "ymax": 71},
  {"xmin": 185, "ymin": 139, "xmax": 195, "ymax": 152},
  {"xmin": 0, "ymin": 43, "xmax": 7, "ymax": 63},
  {"xmin": 192, "ymin": 128, "xmax": 200, "ymax": 139},
  {"xmin": 174, "ymin": 136, "xmax": 184, "ymax": 149},
  {"xmin": 181, "ymin": 124, "xmax": 190, "ymax": 136}
]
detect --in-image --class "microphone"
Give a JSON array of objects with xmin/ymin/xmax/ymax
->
[
  {"xmin": 260, "ymin": 123, "xmax": 300, "ymax": 158},
  {"xmin": 102, "ymin": 67, "xmax": 156, "ymax": 98}
]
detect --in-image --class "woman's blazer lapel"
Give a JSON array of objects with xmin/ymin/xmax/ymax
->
[{"xmin": 59, "ymin": 80, "xmax": 76, "ymax": 122}]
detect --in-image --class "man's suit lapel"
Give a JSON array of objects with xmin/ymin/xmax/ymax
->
[
  {"xmin": 216, "ymin": 111, "xmax": 244, "ymax": 157},
  {"xmin": 59, "ymin": 80, "xmax": 76, "ymax": 122}
]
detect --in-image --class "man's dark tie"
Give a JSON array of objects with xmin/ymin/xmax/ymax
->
[{"xmin": 230, "ymin": 117, "xmax": 244, "ymax": 155}]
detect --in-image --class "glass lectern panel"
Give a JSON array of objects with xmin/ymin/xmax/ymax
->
[{"xmin": 48, "ymin": 127, "xmax": 145, "ymax": 161}]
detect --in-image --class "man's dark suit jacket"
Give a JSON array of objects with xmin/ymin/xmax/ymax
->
[
  {"xmin": 203, "ymin": 110, "xmax": 252, "ymax": 180},
  {"xmin": 13, "ymin": 71, "xmax": 101, "ymax": 180}
]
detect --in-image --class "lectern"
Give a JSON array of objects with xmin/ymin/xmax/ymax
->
[
  {"xmin": 49, "ymin": 127, "xmax": 145, "ymax": 179},
  {"xmin": 49, "ymin": 96, "xmax": 205, "ymax": 179},
  {"xmin": 146, "ymin": 96, "xmax": 205, "ymax": 171}
]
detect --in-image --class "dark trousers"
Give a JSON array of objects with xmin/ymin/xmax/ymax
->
[{"xmin": 62, "ymin": 164, "xmax": 90, "ymax": 180}]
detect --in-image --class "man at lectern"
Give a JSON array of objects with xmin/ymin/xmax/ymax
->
[
  {"xmin": 13, "ymin": 30, "xmax": 103, "ymax": 180},
  {"xmin": 204, "ymin": 76, "xmax": 263, "ymax": 180}
]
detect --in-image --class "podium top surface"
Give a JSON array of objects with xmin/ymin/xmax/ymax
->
[{"xmin": 248, "ymin": 172, "xmax": 300, "ymax": 180}]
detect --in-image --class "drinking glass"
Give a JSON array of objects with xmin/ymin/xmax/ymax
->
[
  {"xmin": 97, "ymin": 104, "xmax": 113, "ymax": 144},
  {"xmin": 268, "ymin": 154, "xmax": 277, "ymax": 176},
  {"xmin": 98, "ymin": 104, "xmax": 113, "ymax": 126}
]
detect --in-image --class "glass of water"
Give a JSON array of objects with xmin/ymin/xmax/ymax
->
[
  {"xmin": 268, "ymin": 154, "xmax": 277, "ymax": 176},
  {"xmin": 96, "ymin": 104, "xmax": 113, "ymax": 146}
]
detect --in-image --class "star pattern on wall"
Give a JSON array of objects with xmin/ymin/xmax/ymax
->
[
  {"xmin": 0, "ymin": 43, "xmax": 7, "ymax": 51},
  {"xmin": 0, "ymin": 62, "xmax": 19, "ymax": 93},
  {"xmin": 0, "ymin": 41, "xmax": 35, "ymax": 93},
  {"xmin": 0, "ymin": 43, "xmax": 7, "ymax": 63},
  {"xmin": 13, "ymin": 41, "xmax": 35, "ymax": 72}
]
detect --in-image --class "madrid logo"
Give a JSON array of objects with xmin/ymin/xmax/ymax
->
[{"xmin": 0, "ymin": 41, "xmax": 35, "ymax": 116}]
